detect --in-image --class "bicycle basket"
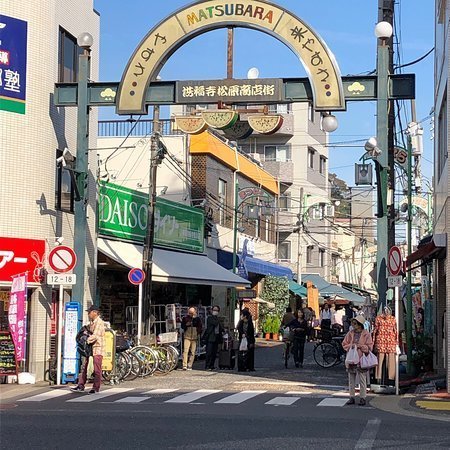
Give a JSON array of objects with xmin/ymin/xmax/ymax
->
[
  {"xmin": 115, "ymin": 334, "xmax": 131, "ymax": 352},
  {"xmin": 157, "ymin": 331, "xmax": 178, "ymax": 344}
]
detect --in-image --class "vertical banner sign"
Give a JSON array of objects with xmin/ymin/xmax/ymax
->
[
  {"xmin": 62, "ymin": 301, "xmax": 81, "ymax": 384},
  {"xmin": 0, "ymin": 15, "xmax": 28, "ymax": 114},
  {"xmin": 9, "ymin": 273, "xmax": 27, "ymax": 362}
]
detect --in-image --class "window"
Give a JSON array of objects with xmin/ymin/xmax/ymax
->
[
  {"xmin": 306, "ymin": 245, "xmax": 314, "ymax": 264},
  {"xmin": 264, "ymin": 145, "xmax": 291, "ymax": 162},
  {"xmin": 218, "ymin": 179, "xmax": 227, "ymax": 225},
  {"xmin": 437, "ymin": 93, "xmax": 447, "ymax": 180},
  {"xmin": 279, "ymin": 192, "xmax": 291, "ymax": 211},
  {"xmin": 308, "ymin": 147, "xmax": 315, "ymax": 168},
  {"xmin": 278, "ymin": 241, "xmax": 291, "ymax": 261},
  {"xmin": 55, "ymin": 150, "xmax": 75, "ymax": 212},
  {"xmin": 319, "ymin": 156, "xmax": 327, "ymax": 174},
  {"xmin": 58, "ymin": 28, "xmax": 82, "ymax": 82},
  {"xmin": 268, "ymin": 104, "xmax": 291, "ymax": 114},
  {"xmin": 319, "ymin": 249, "xmax": 325, "ymax": 267}
]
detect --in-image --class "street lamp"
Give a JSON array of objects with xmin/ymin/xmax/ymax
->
[
  {"xmin": 72, "ymin": 32, "xmax": 93, "ymax": 308},
  {"xmin": 321, "ymin": 113, "xmax": 338, "ymax": 133}
]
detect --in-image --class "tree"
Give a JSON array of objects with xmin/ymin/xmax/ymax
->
[
  {"xmin": 259, "ymin": 275, "xmax": 289, "ymax": 331},
  {"xmin": 329, "ymin": 172, "xmax": 351, "ymax": 219}
]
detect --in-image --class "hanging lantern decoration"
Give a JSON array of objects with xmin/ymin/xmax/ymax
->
[
  {"xmin": 223, "ymin": 120, "xmax": 253, "ymax": 140},
  {"xmin": 201, "ymin": 110, "xmax": 239, "ymax": 130},
  {"xmin": 248, "ymin": 115, "xmax": 284, "ymax": 135},
  {"xmin": 174, "ymin": 116, "xmax": 208, "ymax": 134}
]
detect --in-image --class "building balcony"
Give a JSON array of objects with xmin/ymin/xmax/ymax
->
[
  {"xmin": 98, "ymin": 119, "xmax": 182, "ymax": 137},
  {"xmin": 277, "ymin": 210, "xmax": 295, "ymax": 232},
  {"xmin": 261, "ymin": 160, "xmax": 294, "ymax": 184}
]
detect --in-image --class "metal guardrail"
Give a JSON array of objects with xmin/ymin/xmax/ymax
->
[{"xmin": 98, "ymin": 119, "xmax": 183, "ymax": 137}]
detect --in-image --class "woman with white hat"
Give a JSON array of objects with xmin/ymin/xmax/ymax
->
[{"xmin": 342, "ymin": 315, "xmax": 373, "ymax": 406}]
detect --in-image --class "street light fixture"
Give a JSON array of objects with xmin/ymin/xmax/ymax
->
[
  {"xmin": 321, "ymin": 113, "xmax": 338, "ymax": 133},
  {"xmin": 77, "ymin": 32, "xmax": 94, "ymax": 49},
  {"xmin": 374, "ymin": 21, "xmax": 393, "ymax": 39}
]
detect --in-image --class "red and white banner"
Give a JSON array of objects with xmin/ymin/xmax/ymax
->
[
  {"xmin": 9, "ymin": 273, "xmax": 27, "ymax": 362},
  {"xmin": 0, "ymin": 237, "xmax": 46, "ymax": 283}
]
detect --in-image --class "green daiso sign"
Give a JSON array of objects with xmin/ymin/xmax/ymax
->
[{"xmin": 98, "ymin": 182, "xmax": 204, "ymax": 253}]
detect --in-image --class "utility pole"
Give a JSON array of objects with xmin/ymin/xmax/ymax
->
[
  {"xmin": 142, "ymin": 105, "xmax": 160, "ymax": 335},
  {"xmin": 72, "ymin": 34, "xmax": 92, "ymax": 308},
  {"xmin": 296, "ymin": 187, "xmax": 304, "ymax": 281},
  {"xmin": 227, "ymin": 27, "xmax": 234, "ymax": 79}
]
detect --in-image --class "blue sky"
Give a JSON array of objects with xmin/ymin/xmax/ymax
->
[{"xmin": 93, "ymin": 0, "xmax": 434, "ymax": 187}]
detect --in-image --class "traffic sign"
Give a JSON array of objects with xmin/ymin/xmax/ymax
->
[
  {"xmin": 388, "ymin": 275, "xmax": 403, "ymax": 288},
  {"xmin": 128, "ymin": 268, "xmax": 145, "ymax": 285},
  {"xmin": 48, "ymin": 246, "xmax": 77, "ymax": 273},
  {"xmin": 47, "ymin": 273, "xmax": 76, "ymax": 285},
  {"xmin": 388, "ymin": 246, "xmax": 402, "ymax": 276}
]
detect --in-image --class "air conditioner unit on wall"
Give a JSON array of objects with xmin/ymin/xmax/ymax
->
[
  {"xmin": 249, "ymin": 153, "xmax": 262, "ymax": 162},
  {"xmin": 325, "ymin": 205, "xmax": 335, "ymax": 217},
  {"xmin": 311, "ymin": 207, "xmax": 322, "ymax": 220}
]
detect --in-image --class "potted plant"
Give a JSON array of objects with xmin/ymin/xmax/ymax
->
[
  {"xmin": 262, "ymin": 316, "xmax": 273, "ymax": 340},
  {"xmin": 271, "ymin": 316, "xmax": 281, "ymax": 341}
]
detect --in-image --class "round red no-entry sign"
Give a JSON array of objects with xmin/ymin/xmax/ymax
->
[
  {"xmin": 388, "ymin": 246, "xmax": 402, "ymax": 276},
  {"xmin": 48, "ymin": 246, "xmax": 77, "ymax": 273}
]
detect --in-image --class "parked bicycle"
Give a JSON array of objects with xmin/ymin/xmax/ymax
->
[{"xmin": 313, "ymin": 333, "xmax": 346, "ymax": 368}]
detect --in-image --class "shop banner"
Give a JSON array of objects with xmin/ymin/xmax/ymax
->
[
  {"xmin": 99, "ymin": 182, "xmax": 204, "ymax": 252},
  {"xmin": 0, "ymin": 237, "xmax": 46, "ymax": 283},
  {"xmin": 0, "ymin": 15, "xmax": 28, "ymax": 114},
  {"xmin": 9, "ymin": 273, "xmax": 27, "ymax": 362}
]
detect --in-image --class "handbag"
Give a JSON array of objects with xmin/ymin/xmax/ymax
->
[
  {"xmin": 345, "ymin": 344, "xmax": 359, "ymax": 366},
  {"xmin": 360, "ymin": 351, "xmax": 378, "ymax": 369},
  {"xmin": 239, "ymin": 336, "xmax": 248, "ymax": 352}
]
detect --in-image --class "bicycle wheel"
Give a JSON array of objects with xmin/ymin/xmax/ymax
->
[
  {"xmin": 154, "ymin": 346, "xmax": 171, "ymax": 374},
  {"xmin": 165, "ymin": 345, "xmax": 180, "ymax": 371},
  {"xmin": 130, "ymin": 346, "xmax": 159, "ymax": 377},
  {"xmin": 313, "ymin": 342, "xmax": 339, "ymax": 368},
  {"xmin": 115, "ymin": 352, "xmax": 131, "ymax": 381},
  {"xmin": 125, "ymin": 351, "xmax": 142, "ymax": 380}
]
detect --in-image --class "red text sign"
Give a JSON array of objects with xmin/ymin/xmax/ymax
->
[{"xmin": 0, "ymin": 237, "xmax": 46, "ymax": 283}]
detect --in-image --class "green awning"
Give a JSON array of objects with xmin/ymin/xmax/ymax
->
[{"xmin": 289, "ymin": 280, "xmax": 307, "ymax": 297}]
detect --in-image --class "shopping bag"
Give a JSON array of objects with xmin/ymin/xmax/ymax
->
[
  {"xmin": 239, "ymin": 336, "xmax": 248, "ymax": 352},
  {"xmin": 282, "ymin": 327, "xmax": 291, "ymax": 340},
  {"xmin": 345, "ymin": 345, "xmax": 359, "ymax": 366},
  {"xmin": 360, "ymin": 351, "xmax": 378, "ymax": 369}
]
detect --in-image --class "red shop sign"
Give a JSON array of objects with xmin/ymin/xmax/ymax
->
[{"xmin": 0, "ymin": 237, "xmax": 46, "ymax": 283}]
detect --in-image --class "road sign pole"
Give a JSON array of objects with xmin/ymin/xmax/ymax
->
[
  {"xmin": 395, "ymin": 285, "xmax": 400, "ymax": 396},
  {"xmin": 56, "ymin": 284, "xmax": 64, "ymax": 386},
  {"xmin": 137, "ymin": 283, "xmax": 143, "ymax": 345}
]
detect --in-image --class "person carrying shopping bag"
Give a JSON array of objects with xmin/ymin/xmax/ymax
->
[{"xmin": 342, "ymin": 315, "xmax": 373, "ymax": 406}]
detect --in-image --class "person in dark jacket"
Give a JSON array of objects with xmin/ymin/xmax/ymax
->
[
  {"xmin": 204, "ymin": 305, "xmax": 223, "ymax": 370},
  {"xmin": 237, "ymin": 309, "xmax": 256, "ymax": 371},
  {"xmin": 181, "ymin": 307, "xmax": 202, "ymax": 370},
  {"xmin": 289, "ymin": 310, "xmax": 308, "ymax": 368}
]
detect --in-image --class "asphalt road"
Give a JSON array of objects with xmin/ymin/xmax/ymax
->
[{"xmin": 2, "ymin": 341, "xmax": 448, "ymax": 449}]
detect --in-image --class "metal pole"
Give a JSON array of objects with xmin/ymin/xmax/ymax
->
[
  {"xmin": 56, "ymin": 284, "xmax": 64, "ymax": 385},
  {"xmin": 227, "ymin": 27, "xmax": 234, "ymax": 79},
  {"xmin": 72, "ymin": 49, "xmax": 90, "ymax": 307},
  {"xmin": 142, "ymin": 105, "xmax": 160, "ymax": 335},
  {"xmin": 137, "ymin": 282, "xmax": 143, "ymax": 345},
  {"xmin": 296, "ymin": 187, "xmax": 304, "ymax": 281},
  {"xmin": 375, "ymin": 36, "xmax": 390, "ymax": 311},
  {"xmin": 395, "ymin": 285, "xmax": 400, "ymax": 395},
  {"xmin": 232, "ymin": 176, "xmax": 239, "ymax": 313},
  {"xmin": 406, "ymin": 129, "xmax": 413, "ymax": 374}
]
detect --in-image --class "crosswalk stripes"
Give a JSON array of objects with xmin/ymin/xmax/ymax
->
[
  {"xmin": 16, "ymin": 388, "xmax": 355, "ymax": 408},
  {"xmin": 67, "ymin": 387, "xmax": 133, "ymax": 403},
  {"xmin": 214, "ymin": 390, "xmax": 266, "ymax": 404},
  {"xmin": 165, "ymin": 389, "xmax": 221, "ymax": 404}
]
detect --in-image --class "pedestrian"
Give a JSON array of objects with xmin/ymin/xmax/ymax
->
[
  {"xmin": 181, "ymin": 307, "xmax": 202, "ymax": 370},
  {"xmin": 237, "ymin": 309, "xmax": 255, "ymax": 371},
  {"xmin": 333, "ymin": 306, "xmax": 345, "ymax": 334},
  {"xmin": 320, "ymin": 303, "xmax": 333, "ymax": 339},
  {"xmin": 342, "ymin": 315, "xmax": 373, "ymax": 406},
  {"xmin": 282, "ymin": 306, "xmax": 295, "ymax": 326},
  {"xmin": 203, "ymin": 305, "xmax": 223, "ymax": 371},
  {"xmin": 71, "ymin": 305, "xmax": 105, "ymax": 394},
  {"xmin": 288, "ymin": 310, "xmax": 308, "ymax": 368}
]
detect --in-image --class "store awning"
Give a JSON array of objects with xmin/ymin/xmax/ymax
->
[
  {"xmin": 301, "ymin": 273, "xmax": 366, "ymax": 304},
  {"xmin": 216, "ymin": 249, "xmax": 293, "ymax": 279},
  {"xmin": 289, "ymin": 280, "xmax": 307, "ymax": 297},
  {"xmin": 406, "ymin": 234, "xmax": 446, "ymax": 268},
  {"xmin": 98, "ymin": 238, "xmax": 250, "ymax": 287}
]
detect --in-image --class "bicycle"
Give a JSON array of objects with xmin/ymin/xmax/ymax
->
[
  {"xmin": 313, "ymin": 335, "xmax": 345, "ymax": 368},
  {"xmin": 281, "ymin": 327, "xmax": 292, "ymax": 368}
]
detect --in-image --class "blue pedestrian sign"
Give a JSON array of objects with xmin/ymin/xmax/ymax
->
[{"xmin": 128, "ymin": 268, "xmax": 145, "ymax": 285}]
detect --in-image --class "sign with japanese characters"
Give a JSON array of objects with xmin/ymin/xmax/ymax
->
[
  {"xmin": 177, "ymin": 78, "xmax": 282, "ymax": 104},
  {"xmin": 98, "ymin": 182, "xmax": 204, "ymax": 252},
  {"xmin": 9, "ymin": 273, "xmax": 27, "ymax": 362},
  {"xmin": 117, "ymin": 0, "xmax": 344, "ymax": 114},
  {"xmin": 0, "ymin": 237, "xmax": 46, "ymax": 283},
  {"xmin": 0, "ymin": 15, "xmax": 27, "ymax": 114}
]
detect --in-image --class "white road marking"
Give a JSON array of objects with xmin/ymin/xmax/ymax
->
[
  {"xmin": 265, "ymin": 396, "xmax": 299, "ymax": 406},
  {"xmin": 317, "ymin": 397, "xmax": 349, "ymax": 407},
  {"xmin": 215, "ymin": 390, "xmax": 266, "ymax": 404},
  {"xmin": 67, "ymin": 388, "xmax": 133, "ymax": 402},
  {"xmin": 165, "ymin": 389, "xmax": 221, "ymax": 403},
  {"xmin": 285, "ymin": 391, "xmax": 313, "ymax": 395},
  {"xmin": 114, "ymin": 396, "xmax": 148, "ymax": 403},
  {"xmin": 143, "ymin": 388, "xmax": 179, "ymax": 395},
  {"xmin": 355, "ymin": 418, "xmax": 381, "ymax": 449},
  {"xmin": 18, "ymin": 390, "xmax": 71, "ymax": 402}
]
